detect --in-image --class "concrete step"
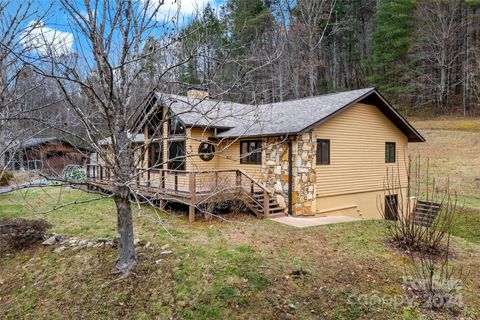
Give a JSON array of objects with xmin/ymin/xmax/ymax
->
[{"xmin": 267, "ymin": 212, "xmax": 287, "ymax": 218}]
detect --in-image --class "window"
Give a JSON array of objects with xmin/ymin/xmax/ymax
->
[
  {"xmin": 168, "ymin": 140, "xmax": 186, "ymax": 170},
  {"xmin": 385, "ymin": 142, "xmax": 396, "ymax": 163},
  {"xmin": 145, "ymin": 97, "xmax": 160, "ymax": 138},
  {"xmin": 148, "ymin": 142, "xmax": 162, "ymax": 168},
  {"xmin": 169, "ymin": 115, "xmax": 186, "ymax": 136},
  {"xmin": 240, "ymin": 140, "xmax": 262, "ymax": 164},
  {"xmin": 198, "ymin": 142, "xmax": 215, "ymax": 161},
  {"xmin": 46, "ymin": 151, "xmax": 66, "ymax": 158},
  {"xmin": 384, "ymin": 195, "xmax": 398, "ymax": 221},
  {"xmin": 147, "ymin": 111, "xmax": 163, "ymax": 138},
  {"xmin": 316, "ymin": 139, "xmax": 330, "ymax": 165}
]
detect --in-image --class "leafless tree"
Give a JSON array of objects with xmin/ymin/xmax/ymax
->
[
  {"xmin": 1, "ymin": 0, "xmax": 191, "ymax": 274},
  {"xmin": 0, "ymin": 1, "xmax": 42, "ymax": 169},
  {"xmin": 0, "ymin": 0, "xmax": 282, "ymax": 274},
  {"xmin": 289, "ymin": 0, "xmax": 336, "ymax": 97},
  {"xmin": 413, "ymin": 0, "xmax": 468, "ymax": 112}
]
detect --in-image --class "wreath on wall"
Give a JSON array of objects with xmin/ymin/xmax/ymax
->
[{"xmin": 198, "ymin": 142, "xmax": 215, "ymax": 161}]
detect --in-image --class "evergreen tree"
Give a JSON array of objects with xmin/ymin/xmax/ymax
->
[
  {"xmin": 179, "ymin": 4, "xmax": 224, "ymax": 87},
  {"xmin": 367, "ymin": 0, "xmax": 416, "ymax": 100},
  {"xmin": 224, "ymin": 0, "xmax": 272, "ymax": 56}
]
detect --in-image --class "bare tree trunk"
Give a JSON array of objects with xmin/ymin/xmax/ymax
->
[
  {"xmin": 18, "ymin": 147, "xmax": 25, "ymax": 171},
  {"xmin": 114, "ymin": 186, "xmax": 136, "ymax": 273}
]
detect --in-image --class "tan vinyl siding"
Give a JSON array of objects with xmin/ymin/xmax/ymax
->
[
  {"xmin": 216, "ymin": 139, "xmax": 262, "ymax": 180},
  {"xmin": 314, "ymin": 103, "xmax": 408, "ymax": 198},
  {"xmin": 184, "ymin": 128, "xmax": 263, "ymax": 179},
  {"xmin": 186, "ymin": 128, "xmax": 219, "ymax": 171}
]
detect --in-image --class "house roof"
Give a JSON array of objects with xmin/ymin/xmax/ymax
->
[
  {"xmin": 98, "ymin": 133, "xmax": 145, "ymax": 146},
  {"xmin": 150, "ymin": 88, "xmax": 424, "ymax": 142},
  {"xmin": 8, "ymin": 136, "xmax": 90, "ymax": 150},
  {"xmin": 21, "ymin": 136, "xmax": 59, "ymax": 148}
]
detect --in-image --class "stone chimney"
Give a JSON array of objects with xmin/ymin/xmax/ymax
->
[{"xmin": 187, "ymin": 86, "xmax": 209, "ymax": 99}]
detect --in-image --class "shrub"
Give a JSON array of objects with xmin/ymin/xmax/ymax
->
[
  {"xmin": 42, "ymin": 157, "xmax": 79, "ymax": 177},
  {"xmin": 0, "ymin": 166, "xmax": 13, "ymax": 186},
  {"xmin": 380, "ymin": 157, "xmax": 458, "ymax": 254},
  {"xmin": 0, "ymin": 218, "xmax": 51, "ymax": 253},
  {"xmin": 62, "ymin": 164, "xmax": 86, "ymax": 181},
  {"xmin": 403, "ymin": 239, "xmax": 463, "ymax": 311},
  {"xmin": 63, "ymin": 168, "xmax": 86, "ymax": 181}
]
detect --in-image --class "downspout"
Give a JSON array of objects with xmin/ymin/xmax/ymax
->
[{"xmin": 288, "ymin": 138, "xmax": 293, "ymax": 216}]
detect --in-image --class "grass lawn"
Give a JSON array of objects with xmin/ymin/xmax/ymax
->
[
  {"xmin": 410, "ymin": 118, "xmax": 480, "ymax": 209},
  {"xmin": 1, "ymin": 188, "xmax": 480, "ymax": 320},
  {"xmin": 0, "ymin": 118, "xmax": 479, "ymax": 319}
]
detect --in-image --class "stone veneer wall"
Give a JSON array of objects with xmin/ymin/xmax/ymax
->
[
  {"xmin": 261, "ymin": 132, "xmax": 317, "ymax": 216},
  {"xmin": 261, "ymin": 138, "xmax": 289, "ymax": 209},
  {"xmin": 293, "ymin": 131, "xmax": 317, "ymax": 215}
]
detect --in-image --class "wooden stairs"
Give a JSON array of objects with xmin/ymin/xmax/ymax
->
[{"xmin": 249, "ymin": 191, "xmax": 286, "ymax": 218}]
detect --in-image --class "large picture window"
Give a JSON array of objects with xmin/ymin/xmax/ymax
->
[
  {"xmin": 148, "ymin": 142, "xmax": 162, "ymax": 168},
  {"xmin": 168, "ymin": 140, "xmax": 186, "ymax": 170},
  {"xmin": 240, "ymin": 140, "xmax": 262, "ymax": 164},
  {"xmin": 385, "ymin": 142, "xmax": 396, "ymax": 163},
  {"xmin": 316, "ymin": 139, "xmax": 330, "ymax": 165},
  {"xmin": 147, "ymin": 111, "xmax": 163, "ymax": 138},
  {"xmin": 169, "ymin": 115, "xmax": 186, "ymax": 136}
]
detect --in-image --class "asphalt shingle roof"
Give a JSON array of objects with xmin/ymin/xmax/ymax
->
[
  {"xmin": 152, "ymin": 88, "xmax": 424, "ymax": 142},
  {"xmin": 8, "ymin": 136, "xmax": 92, "ymax": 151},
  {"xmin": 156, "ymin": 88, "xmax": 373, "ymax": 136},
  {"xmin": 21, "ymin": 137, "xmax": 59, "ymax": 148}
]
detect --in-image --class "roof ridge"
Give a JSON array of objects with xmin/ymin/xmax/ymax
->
[
  {"xmin": 258, "ymin": 88, "xmax": 376, "ymax": 107},
  {"xmin": 155, "ymin": 87, "xmax": 376, "ymax": 107}
]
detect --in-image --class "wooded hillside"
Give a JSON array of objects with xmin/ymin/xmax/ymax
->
[{"xmin": 159, "ymin": 0, "xmax": 480, "ymax": 115}]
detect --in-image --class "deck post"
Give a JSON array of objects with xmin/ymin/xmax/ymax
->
[
  {"xmin": 263, "ymin": 190, "xmax": 270, "ymax": 217},
  {"xmin": 189, "ymin": 206, "xmax": 195, "ymax": 223},
  {"xmin": 189, "ymin": 172, "xmax": 196, "ymax": 223},
  {"xmin": 147, "ymin": 168, "xmax": 151, "ymax": 187},
  {"xmin": 236, "ymin": 170, "xmax": 241, "ymax": 187},
  {"xmin": 160, "ymin": 170, "xmax": 165, "ymax": 189}
]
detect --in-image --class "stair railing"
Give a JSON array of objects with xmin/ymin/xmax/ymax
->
[{"xmin": 236, "ymin": 170, "xmax": 271, "ymax": 217}]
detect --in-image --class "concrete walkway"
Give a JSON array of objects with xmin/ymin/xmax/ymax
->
[{"xmin": 269, "ymin": 215, "xmax": 362, "ymax": 228}]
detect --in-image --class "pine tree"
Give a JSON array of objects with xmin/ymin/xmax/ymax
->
[
  {"xmin": 179, "ymin": 4, "xmax": 224, "ymax": 87},
  {"xmin": 367, "ymin": 0, "xmax": 416, "ymax": 100}
]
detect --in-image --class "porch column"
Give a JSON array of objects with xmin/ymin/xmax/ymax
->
[{"xmin": 189, "ymin": 172, "xmax": 196, "ymax": 223}]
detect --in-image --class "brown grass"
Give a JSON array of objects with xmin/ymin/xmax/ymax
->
[{"xmin": 410, "ymin": 118, "xmax": 480, "ymax": 208}]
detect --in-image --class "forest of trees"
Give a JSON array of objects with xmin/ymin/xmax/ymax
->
[{"xmin": 150, "ymin": 0, "xmax": 480, "ymax": 116}]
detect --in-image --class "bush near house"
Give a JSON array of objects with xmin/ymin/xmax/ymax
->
[
  {"xmin": 0, "ymin": 167, "xmax": 13, "ymax": 186},
  {"xmin": 0, "ymin": 218, "xmax": 51, "ymax": 254}
]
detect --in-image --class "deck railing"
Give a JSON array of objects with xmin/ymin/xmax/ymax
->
[{"xmin": 85, "ymin": 164, "xmax": 271, "ymax": 216}]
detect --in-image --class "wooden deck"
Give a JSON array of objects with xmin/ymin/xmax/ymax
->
[{"xmin": 86, "ymin": 165, "xmax": 285, "ymax": 221}]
